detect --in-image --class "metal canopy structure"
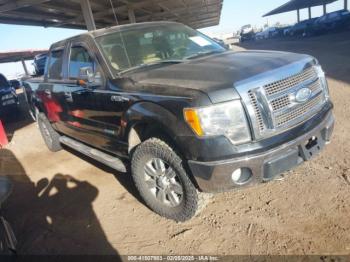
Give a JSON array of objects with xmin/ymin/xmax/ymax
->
[
  {"xmin": 0, "ymin": 0, "xmax": 223, "ymax": 30},
  {"xmin": 0, "ymin": 49, "xmax": 48, "ymax": 63},
  {"xmin": 264, "ymin": 0, "xmax": 338, "ymax": 17},
  {"xmin": 263, "ymin": 0, "xmax": 348, "ymax": 23},
  {"xmin": 0, "ymin": 49, "xmax": 48, "ymax": 75}
]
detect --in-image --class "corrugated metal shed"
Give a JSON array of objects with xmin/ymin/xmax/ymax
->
[{"xmin": 0, "ymin": 0, "xmax": 223, "ymax": 29}]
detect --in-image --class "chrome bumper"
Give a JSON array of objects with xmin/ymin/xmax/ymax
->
[{"xmin": 188, "ymin": 110, "xmax": 335, "ymax": 193}]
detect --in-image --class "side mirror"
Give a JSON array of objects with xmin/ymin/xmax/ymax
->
[{"xmin": 79, "ymin": 66, "xmax": 95, "ymax": 84}]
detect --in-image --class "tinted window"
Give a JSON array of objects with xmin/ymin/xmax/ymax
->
[
  {"xmin": 69, "ymin": 46, "xmax": 95, "ymax": 79},
  {"xmin": 48, "ymin": 50, "xmax": 64, "ymax": 80},
  {"xmin": 0, "ymin": 74, "xmax": 9, "ymax": 89}
]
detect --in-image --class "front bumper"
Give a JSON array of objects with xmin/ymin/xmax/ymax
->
[{"xmin": 188, "ymin": 110, "xmax": 335, "ymax": 193}]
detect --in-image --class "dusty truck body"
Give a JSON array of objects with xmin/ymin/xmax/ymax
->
[{"xmin": 24, "ymin": 22, "xmax": 334, "ymax": 221}]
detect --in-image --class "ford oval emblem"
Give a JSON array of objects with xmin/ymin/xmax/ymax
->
[{"xmin": 295, "ymin": 88, "xmax": 312, "ymax": 103}]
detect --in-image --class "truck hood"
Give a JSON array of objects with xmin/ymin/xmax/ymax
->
[{"xmin": 128, "ymin": 50, "xmax": 315, "ymax": 103}]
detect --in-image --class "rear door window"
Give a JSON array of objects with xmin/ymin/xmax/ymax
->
[{"xmin": 48, "ymin": 49, "xmax": 64, "ymax": 80}]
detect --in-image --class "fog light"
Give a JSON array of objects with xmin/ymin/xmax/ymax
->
[
  {"xmin": 231, "ymin": 168, "xmax": 252, "ymax": 185},
  {"xmin": 231, "ymin": 169, "xmax": 242, "ymax": 182}
]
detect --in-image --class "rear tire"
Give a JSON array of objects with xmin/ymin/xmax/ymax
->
[
  {"xmin": 38, "ymin": 113, "xmax": 62, "ymax": 152},
  {"xmin": 131, "ymin": 138, "xmax": 199, "ymax": 221}
]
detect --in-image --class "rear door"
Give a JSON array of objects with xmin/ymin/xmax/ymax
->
[{"xmin": 37, "ymin": 48, "xmax": 67, "ymax": 131}]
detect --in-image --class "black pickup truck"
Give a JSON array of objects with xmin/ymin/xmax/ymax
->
[
  {"xmin": 0, "ymin": 74, "xmax": 19, "ymax": 116},
  {"xmin": 24, "ymin": 22, "xmax": 334, "ymax": 221}
]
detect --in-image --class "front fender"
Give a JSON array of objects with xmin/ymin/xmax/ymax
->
[
  {"xmin": 123, "ymin": 102, "xmax": 182, "ymax": 138},
  {"xmin": 122, "ymin": 101, "xmax": 192, "ymax": 155}
]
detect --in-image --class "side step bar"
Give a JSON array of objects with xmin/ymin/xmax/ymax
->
[{"xmin": 59, "ymin": 136, "xmax": 127, "ymax": 173}]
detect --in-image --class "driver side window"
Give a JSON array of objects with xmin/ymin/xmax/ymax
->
[{"xmin": 69, "ymin": 46, "xmax": 100, "ymax": 80}]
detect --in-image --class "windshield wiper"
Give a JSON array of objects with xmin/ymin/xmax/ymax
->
[
  {"xmin": 120, "ymin": 60, "xmax": 185, "ymax": 74},
  {"xmin": 184, "ymin": 50, "xmax": 225, "ymax": 60}
]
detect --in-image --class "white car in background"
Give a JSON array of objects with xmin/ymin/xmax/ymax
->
[
  {"xmin": 255, "ymin": 31, "xmax": 265, "ymax": 40},
  {"xmin": 257, "ymin": 27, "xmax": 278, "ymax": 40}
]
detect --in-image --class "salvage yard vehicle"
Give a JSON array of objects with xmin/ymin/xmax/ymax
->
[
  {"xmin": 240, "ymin": 24, "xmax": 255, "ymax": 42},
  {"xmin": 0, "ymin": 74, "xmax": 19, "ymax": 115},
  {"xmin": 312, "ymin": 10, "xmax": 350, "ymax": 35},
  {"xmin": 256, "ymin": 27, "xmax": 278, "ymax": 40},
  {"xmin": 24, "ymin": 22, "xmax": 334, "ymax": 221},
  {"xmin": 289, "ymin": 18, "xmax": 318, "ymax": 37}
]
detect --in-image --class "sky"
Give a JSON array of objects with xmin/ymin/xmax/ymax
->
[{"xmin": 0, "ymin": 0, "xmax": 346, "ymax": 78}]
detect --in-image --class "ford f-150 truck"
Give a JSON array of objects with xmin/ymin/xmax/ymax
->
[{"xmin": 24, "ymin": 22, "xmax": 334, "ymax": 221}]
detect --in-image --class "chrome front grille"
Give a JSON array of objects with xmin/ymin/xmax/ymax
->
[
  {"xmin": 248, "ymin": 90, "xmax": 265, "ymax": 131},
  {"xmin": 275, "ymin": 92, "xmax": 323, "ymax": 127},
  {"xmin": 264, "ymin": 67, "xmax": 317, "ymax": 96},
  {"xmin": 271, "ymin": 95, "xmax": 290, "ymax": 111},
  {"xmin": 242, "ymin": 64, "xmax": 328, "ymax": 140}
]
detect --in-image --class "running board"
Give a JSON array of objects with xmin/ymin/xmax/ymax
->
[{"xmin": 59, "ymin": 136, "xmax": 127, "ymax": 173}]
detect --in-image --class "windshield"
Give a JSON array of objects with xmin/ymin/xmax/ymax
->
[{"xmin": 96, "ymin": 23, "xmax": 225, "ymax": 74}]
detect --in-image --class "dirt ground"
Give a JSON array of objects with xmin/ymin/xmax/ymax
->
[{"xmin": 1, "ymin": 31, "xmax": 350, "ymax": 256}]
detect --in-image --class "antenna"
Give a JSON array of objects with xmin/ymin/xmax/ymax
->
[{"xmin": 108, "ymin": 0, "xmax": 132, "ymax": 68}]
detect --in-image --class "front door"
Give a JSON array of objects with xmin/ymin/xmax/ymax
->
[{"xmin": 59, "ymin": 43, "xmax": 122, "ymax": 153}]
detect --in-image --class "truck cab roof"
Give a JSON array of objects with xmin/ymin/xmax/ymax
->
[{"xmin": 50, "ymin": 21, "xmax": 183, "ymax": 50}]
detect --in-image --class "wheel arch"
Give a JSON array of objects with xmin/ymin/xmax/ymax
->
[{"xmin": 123, "ymin": 102, "xmax": 186, "ymax": 157}]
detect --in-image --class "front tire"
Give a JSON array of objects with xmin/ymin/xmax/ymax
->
[
  {"xmin": 38, "ymin": 113, "xmax": 62, "ymax": 152},
  {"xmin": 131, "ymin": 138, "xmax": 199, "ymax": 221}
]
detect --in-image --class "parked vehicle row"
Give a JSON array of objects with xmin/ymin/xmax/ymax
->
[
  {"xmin": 241, "ymin": 9, "xmax": 350, "ymax": 42},
  {"xmin": 312, "ymin": 9, "xmax": 350, "ymax": 35},
  {"xmin": 240, "ymin": 24, "xmax": 255, "ymax": 42}
]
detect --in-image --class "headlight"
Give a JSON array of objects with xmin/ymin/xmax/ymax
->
[
  {"xmin": 184, "ymin": 100, "xmax": 251, "ymax": 145},
  {"xmin": 315, "ymin": 65, "xmax": 330, "ymax": 99}
]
